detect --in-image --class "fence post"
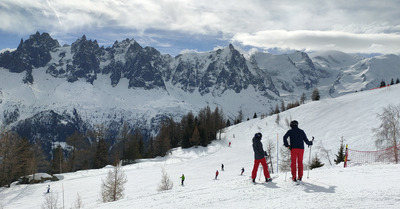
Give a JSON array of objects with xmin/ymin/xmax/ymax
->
[
  {"xmin": 276, "ymin": 133, "xmax": 279, "ymax": 173},
  {"xmin": 344, "ymin": 144, "xmax": 348, "ymax": 168}
]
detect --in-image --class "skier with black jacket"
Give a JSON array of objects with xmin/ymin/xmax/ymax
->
[
  {"xmin": 283, "ymin": 120, "xmax": 313, "ymax": 182},
  {"xmin": 251, "ymin": 133, "xmax": 271, "ymax": 183}
]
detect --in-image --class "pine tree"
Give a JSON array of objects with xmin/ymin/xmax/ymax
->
[
  {"xmin": 122, "ymin": 128, "xmax": 142, "ymax": 164},
  {"xmin": 274, "ymin": 104, "xmax": 280, "ymax": 114},
  {"xmin": 309, "ymin": 155, "xmax": 324, "ymax": 169},
  {"xmin": 181, "ymin": 112, "xmax": 195, "ymax": 148},
  {"xmin": 190, "ymin": 126, "xmax": 200, "ymax": 147},
  {"xmin": 51, "ymin": 145, "xmax": 64, "ymax": 174},
  {"xmin": 93, "ymin": 139, "xmax": 109, "ymax": 169},
  {"xmin": 396, "ymin": 78, "xmax": 400, "ymax": 84},
  {"xmin": 311, "ymin": 88, "xmax": 320, "ymax": 101},
  {"xmin": 380, "ymin": 80, "xmax": 386, "ymax": 87},
  {"xmin": 334, "ymin": 137, "xmax": 346, "ymax": 164},
  {"xmin": 390, "ymin": 78, "xmax": 394, "ymax": 85},
  {"xmin": 235, "ymin": 109, "xmax": 243, "ymax": 124},
  {"xmin": 154, "ymin": 121, "xmax": 171, "ymax": 157},
  {"xmin": 92, "ymin": 125, "xmax": 109, "ymax": 169},
  {"xmin": 253, "ymin": 113, "xmax": 257, "ymax": 119}
]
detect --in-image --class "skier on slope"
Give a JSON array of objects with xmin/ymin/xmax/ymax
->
[
  {"xmin": 215, "ymin": 170, "xmax": 219, "ymax": 179},
  {"xmin": 180, "ymin": 174, "xmax": 185, "ymax": 186},
  {"xmin": 241, "ymin": 167, "xmax": 245, "ymax": 175},
  {"xmin": 283, "ymin": 120, "xmax": 313, "ymax": 182},
  {"xmin": 251, "ymin": 133, "xmax": 271, "ymax": 183}
]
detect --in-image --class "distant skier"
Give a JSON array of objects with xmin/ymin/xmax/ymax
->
[
  {"xmin": 47, "ymin": 185, "xmax": 50, "ymax": 193},
  {"xmin": 180, "ymin": 174, "xmax": 185, "ymax": 186},
  {"xmin": 229, "ymin": 142, "xmax": 231, "ymax": 147},
  {"xmin": 283, "ymin": 120, "xmax": 313, "ymax": 182},
  {"xmin": 251, "ymin": 133, "xmax": 271, "ymax": 183},
  {"xmin": 221, "ymin": 163, "xmax": 224, "ymax": 171},
  {"xmin": 215, "ymin": 170, "xmax": 219, "ymax": 179},
  {"xmin": 241, "ymin": 167, "xmax": 245, "ymax": 175}
]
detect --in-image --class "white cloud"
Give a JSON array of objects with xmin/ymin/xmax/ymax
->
[
  {"xmin": 232, "ymin": 30, "xmax": 400, "ymax": 54},
  {"xmin": 1, "ymin": 0, "xmax": 400, "ymax": 54},
  {"xmin": 0, "ymin": 48, "xmax": 15, "ymax": 54}
]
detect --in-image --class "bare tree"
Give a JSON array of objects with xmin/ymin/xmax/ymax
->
[
  {"xmin": 266, "ymin": 140, "xmax": 275, "ymax": 173},
  {"xmin": 285, "ymin": 116, "xmax": 293, "ymax": 128},
  {"xmin": 317, "ymin": 141, "xmax": 333, "ymax": 166},
  {"xmin": 374, "ymin": 104, "xmax": 400, "ymax": 163},
  {"xmin": 300, "ymin": 92, "xmax": 306, "ymax": 104},
  {"xmin": 279, "ymin": 147, "xmax": 291, "ymax": 173},
  {"xmin": 158, "ymin": 167, "xmax": 173, "ymax": 191},
  {"xmin": 71, "ymin": 193, "xmax": 83, "ymax": 209},
  {"xmin": 275, "ymin": 113, "xmax": 280, "ymax": 125},
  {"xmin": 41, "ymin": 192, "xmax": 59, "ymax": 209},
  {"xmin": 0, "ymin": 131, "xmax": 34, "ymax": 186},
  {"xmin": 101, "ymin": 162, "xmax": 128, "ymax": 202}
]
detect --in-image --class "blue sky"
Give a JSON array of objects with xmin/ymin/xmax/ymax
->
[{"xmin": 1, "ymin": 0, "xmax": 400, "ymax": 56}]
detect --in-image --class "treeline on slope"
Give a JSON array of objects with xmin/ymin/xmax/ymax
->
[
  {"xmin": 149, "ymin": 106, "xmax": 226, "ymax": 157},
  {"xmin": 380, "ymin": 78, "xmax": 400, "ymax": 87},
  {"xmin": 0, "ymin": 106, "xmax": 226, "ymax": 187}
]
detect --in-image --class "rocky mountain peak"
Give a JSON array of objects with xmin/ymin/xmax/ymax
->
[{"xmin": 0, "ymin": 32, "xmax": 60, "ymax": 74}]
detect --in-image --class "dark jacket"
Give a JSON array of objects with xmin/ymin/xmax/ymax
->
[
  {"xmin": 252, "ymin": 136, "xmax": 266, "ymax": 160},
  {"xmin": 283, "ymin": 126, "xmax": 311, "ymax": 149}
]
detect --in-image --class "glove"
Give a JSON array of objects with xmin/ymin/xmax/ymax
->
[
  {"xmin": 308, "ymin": 141, "xmax": 313, "ymax": 147},
  {"xmin": 288, "ymin": 145, "xmax": 292, "ymax": 150},
  {"xmin": 264, "ymin": 151, "xmax": 268, "ymax": 157}
]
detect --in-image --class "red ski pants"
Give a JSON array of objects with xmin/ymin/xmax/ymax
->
[
  {"xmin": 290, "ymin": 148, "xmax": 304, "ymax": 180},
  {"xmin": 251, "ymin": 158, "xmax": 271, "ymax": 179}
]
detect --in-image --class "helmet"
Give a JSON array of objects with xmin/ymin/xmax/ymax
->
[
  {"xmin": 290, "ymin": 120, "xmax": 299, "ymax": 128},
  {"xmin": 255, "ymin": 132, "xmax": 262, "ymax": 139}
]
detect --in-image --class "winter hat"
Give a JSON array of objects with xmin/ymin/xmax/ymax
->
[
  {"xmin": 290, "ymin": 120, "xmax": 299, "ymax": 128},
  {"xmin": 255, "ymin": 132, "xmax": 262, "ymax": 139}
]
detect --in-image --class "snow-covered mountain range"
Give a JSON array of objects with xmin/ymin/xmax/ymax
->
[{"xmin": 0, "ymin": 32, "xmax": 399, "ymax": 154}]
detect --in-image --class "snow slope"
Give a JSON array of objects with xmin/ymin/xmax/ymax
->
[{"xmin": 1, "ymin": 84, "xmax": 400, "ymax": 209}]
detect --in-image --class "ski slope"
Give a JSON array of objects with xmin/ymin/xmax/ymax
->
[{"xmin": 1, "ymin": 85, "xmax": 400, "ymax": 208}]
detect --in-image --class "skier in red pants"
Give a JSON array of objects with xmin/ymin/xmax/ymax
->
[
  {"xmin": 283, "ymin": 120, "xmax": 313, "ymax": 182},
  {"xmin": 251, "ymin": 133, "xmax": 271, "ymax": 183}
]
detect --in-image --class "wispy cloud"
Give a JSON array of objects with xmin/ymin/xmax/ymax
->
[
  {"xmin": 0, "ymin": 0, "xmax": 399, "ymax": 55},
  {"xmin": 232, "ymin": 30, "xmax": 400, "ymax": 54}
]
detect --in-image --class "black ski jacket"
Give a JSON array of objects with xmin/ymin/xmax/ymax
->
[
  {"xmin": 283, "ymin": 127, "xmax": 311, "ymax": 149},
  {"xmin": 252, "ymin": 136, "xmax": 265, "ymax": 160}
]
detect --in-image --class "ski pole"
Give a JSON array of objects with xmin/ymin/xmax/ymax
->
[{"xmin": 307, "ymin": 136, "xmax": 314, "ymax": 179}]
